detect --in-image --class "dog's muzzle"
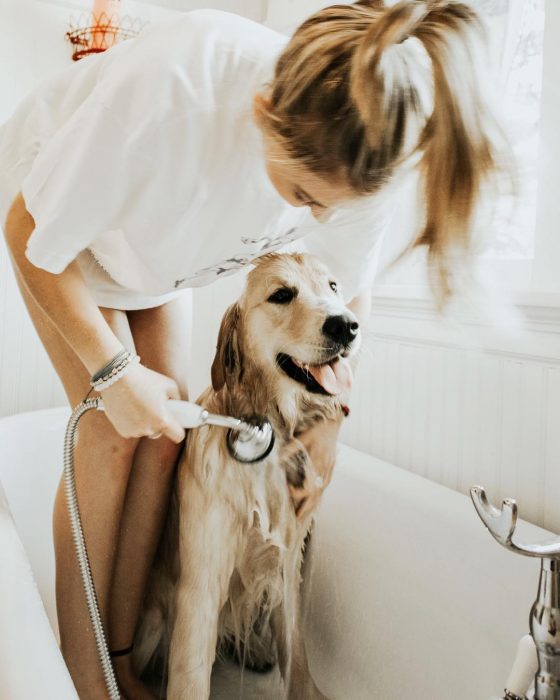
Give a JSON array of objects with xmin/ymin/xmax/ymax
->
[
  {"xmin": 322, "ymin": 314, "xmax": 359, "ymax": 346},
  {"xmin": 276, "ymin": 311, "xmax": 358, "ymax": 397}
]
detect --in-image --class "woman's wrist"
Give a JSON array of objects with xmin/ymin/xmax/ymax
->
[
  {"xmin": 81, "ymin": 335, "xmax": 131, "ymax": 376},
  {"xmin": 90, "ymin": 349, "xmax": 141, "ymax": 392}
]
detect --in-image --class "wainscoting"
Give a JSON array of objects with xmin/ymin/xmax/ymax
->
[{"xmin": 341, "ymin": 294, "xmax": 560, "ymax": 533}]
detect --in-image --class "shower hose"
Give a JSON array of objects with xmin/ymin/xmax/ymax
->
[
  {"xmin": 63, "ymin": 396, "xmax": 273, "ymax": 699},
  {"xmin": 63, "ymin": 396, "xmax": 122, "ymax": 700}
]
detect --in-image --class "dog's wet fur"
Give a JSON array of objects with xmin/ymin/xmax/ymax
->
[{"xmin": 132, "ymin": 253, "xmax": 361, "ymax": 699}]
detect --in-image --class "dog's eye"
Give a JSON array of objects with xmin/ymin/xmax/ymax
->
[
  {"xmin": 267, "ymin": 287, "xmax": 295, "ymax": 304},
  {"xmin": 329, "ymin": 281, "xmax": 338, "ymax": 293}
]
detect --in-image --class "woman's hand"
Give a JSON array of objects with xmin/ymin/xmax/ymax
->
[
  {"xmin": 97, "ymin": 362, "xmax": 186, "ymax": 443},
  {"xmin": 280, "ymin": 412, "xmax": 344, "ymax": 521}
]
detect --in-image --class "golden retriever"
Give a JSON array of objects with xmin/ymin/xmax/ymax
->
[{"xmin": 133, "ymin": 252, "xmax": 361, "ymax": 699}]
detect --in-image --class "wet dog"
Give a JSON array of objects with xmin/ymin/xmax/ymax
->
[{"xmin": 134, "ymin": 252, "xmax": 361, "ymax": 699}]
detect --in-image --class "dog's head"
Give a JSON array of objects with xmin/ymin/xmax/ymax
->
[{"xmin": 211, "ymin": 253, "xmax": 361, "ymax": 423}]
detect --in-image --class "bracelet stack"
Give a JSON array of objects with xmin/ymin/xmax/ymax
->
[{"xmin": 90, "ymin": 348, "xmax": 140, "ymax": 393}]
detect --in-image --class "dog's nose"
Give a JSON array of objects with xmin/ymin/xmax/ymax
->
[{"xmin": 322, "ymin": 315, "xmax": 359, "ymax": 345}]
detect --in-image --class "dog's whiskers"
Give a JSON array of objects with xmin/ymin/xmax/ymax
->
[{"xmin": 275, "ymin": 343, "xmax": 341, "ymax": 364}]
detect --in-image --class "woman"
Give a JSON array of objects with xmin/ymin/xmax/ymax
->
[{"xmin": 1, "ymin": 2, "xmax": 501, "ymax": 698}]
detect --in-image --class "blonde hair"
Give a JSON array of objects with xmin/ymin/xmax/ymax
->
[{"xmin": 254, "ymin": 0, "xmax": 506, "ymax": 306}]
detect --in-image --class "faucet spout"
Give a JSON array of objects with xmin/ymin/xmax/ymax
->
[
  {"xmin": 470, "ymin": 486, "xmax": 560, "ymax": 559},
  {"xmin": 470, "ymin": 486, "xmax": 560, "ymax": 700}
]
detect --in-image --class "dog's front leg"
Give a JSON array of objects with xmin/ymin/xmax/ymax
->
[
  {"xmin": 287, "ymin": 613, "xmax": 330, "ymax": 700},
  {"xmin": 272, "ymin": 596, "xmax": 329, "ymax": 700},
  {"xmin": 167, "ymin": 489, "xmax": 237, "ymax": 700},
  {"xmin": 272, "ymin": 546, "xmax": 331, "ymax": 700}
]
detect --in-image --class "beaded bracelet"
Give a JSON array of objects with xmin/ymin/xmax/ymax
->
[
  {"xmin": 91, "ymin": 348, "xmax": 130, "ymax": 384},
  {"xmin": 90, "ymin": 349, "xmax": 140, "ymax": 393},
  {"xmin": 92, "ymin": 357, "xmax": 140, "ymax": 392},
  {"xmin": 91, "ymin": 348, "xmax": 132, "ymax": 386}
]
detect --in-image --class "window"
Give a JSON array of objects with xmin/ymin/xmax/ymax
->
[
  {"xmin": 475, "ymin": 0, "xmax": 545, "ymax": 261},
  {"xmin": 375, "ymin": 0, "xmax": 557, "ymax": 299}
]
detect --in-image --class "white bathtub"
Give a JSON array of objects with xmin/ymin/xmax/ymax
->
[{"xmin": 0, "ymin": 406, "xmax": 550, "ymax": 699}]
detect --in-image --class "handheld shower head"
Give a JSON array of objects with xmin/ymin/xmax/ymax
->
[
  {"xmin": 166, "ymin": 400, "xmax": 274, "ymax": 463},
  {"xmin": 226, "ymin": 416, "xmax": 275, "ymax": 463}
]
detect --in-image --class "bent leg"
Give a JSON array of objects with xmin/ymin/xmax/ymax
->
[
  {"xmin": 11, "ymin": 267, "xmax": 140, "ymax": 699},
  {"xmin": 273, "ymin": 542, "xmax": 330, "ymax": 700},
  {"xmin": 108, "ymin": 293, "xmax": 191, "ymax": 693},
  {"xmin": 167, "ymin": 477, "xmax": 237, "ymax": 700}
]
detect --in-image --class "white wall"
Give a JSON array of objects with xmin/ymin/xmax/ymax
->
[{"xmin": 341, "ymin": 294, "xmax": 560, "ymax": 532}]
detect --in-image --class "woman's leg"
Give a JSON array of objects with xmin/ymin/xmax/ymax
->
[
  {"xmin": 108, "ymin": 293, "xmax": 191, "ymax": 695},
  {"xmin": 11, "ymin": 268, "xmax": 140, "ymax": 700}
]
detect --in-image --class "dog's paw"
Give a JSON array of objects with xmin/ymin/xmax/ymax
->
[
  {"xmin": 238, "ymin": 655, "xmax": 276, "ymax": 674},
  {"xmin": 280, "ymin": 439, "xmax": 309, "ymax": 490},
  {"xmin": 219, "ymin": 638, "xmax": 277, "ymax": 674},
  {"xmin": 280, "ymin": 438, "xmax": 330, "ymax": 521}
]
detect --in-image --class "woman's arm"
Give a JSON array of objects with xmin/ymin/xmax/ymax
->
[
  {"xmin": 3, "ymin": 192, "xmax": 185, "ymax": 442},
  {"xmin": 347, "ymin": 287, "xmax": 372, "ymax": 327},
  {"xmin": 4, "ymin": 192, "xmax": 124, "ymax": 374}
]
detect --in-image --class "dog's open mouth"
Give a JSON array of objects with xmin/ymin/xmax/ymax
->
[{"xmin": 276, "ymin": 353, "xmax": 353, "ymax": 396}]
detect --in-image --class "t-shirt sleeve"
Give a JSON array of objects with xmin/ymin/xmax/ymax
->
[
  {"xmin": 296, "ymin": 191, "xmax": 394, "ymax": 302},
  {"xmin": 21, "ymin": 95, "xmax": 142, "ymax": 274},
  {"xmin": 20, "ymin": 13, "xmax": 211, "ymax": 275}
]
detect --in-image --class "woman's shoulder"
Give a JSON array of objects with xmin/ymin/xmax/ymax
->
[
  {"xmin": 92, "ymin": 10, "xmax": 289, "ymax": 116},
  {"xmin": 4, "ymin": 10, "xmax": 288, "ymax": 130},
  {"xmin": 149, "ymin": 9, "xmax": 288, "ymax": 58},
  {"xmin": 117, "ymin": 10, "xmax": 288, "ymax": 77}
]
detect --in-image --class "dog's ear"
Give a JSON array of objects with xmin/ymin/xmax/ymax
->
[{"xmin": 211, "ymin": 303, "xmax": 243, "ymax": 392}]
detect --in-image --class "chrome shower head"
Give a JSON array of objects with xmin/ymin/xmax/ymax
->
[
  {"xmin": 226, "ymin": 416, "xmax": 275, "ymax": 463},
  {"xmin": 165, "ymin": 401, "xmax": 275, "ymax": 463}
]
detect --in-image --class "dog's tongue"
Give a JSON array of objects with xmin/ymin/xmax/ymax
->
[{"xmin": 307, "ymin": 356, "xmax": 353, "ymax": 395}]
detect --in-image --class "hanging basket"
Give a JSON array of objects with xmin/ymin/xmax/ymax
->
[{"xmin": 66, "ymin": 12, "xmax": 147, "ymax": 61}]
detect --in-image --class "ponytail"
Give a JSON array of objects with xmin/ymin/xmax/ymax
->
[
  {"xmin": 350, "ymin": 0, "xmax": 503, "ymax": 306},
  {"xmin": 415, "ymin": 1, "xmax": 501, "ymax": 305},
  {"xmin": 256, "ymin": 0, "xmax": 505, "ymax": 307}
]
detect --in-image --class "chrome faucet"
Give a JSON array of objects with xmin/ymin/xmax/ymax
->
[{"xmin": 471, "ymin": 486, "xmax": 560, "ymax": 700}]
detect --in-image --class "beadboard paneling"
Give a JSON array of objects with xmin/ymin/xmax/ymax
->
[
  {"xmin": 340, "ymin": 298, "xmax": 560, "ymax": 532},
  {"xmin": 544, "ymin": 368, "xmax": 560, "ymax": 531}
]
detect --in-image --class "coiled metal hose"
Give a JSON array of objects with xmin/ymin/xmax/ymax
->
[
  {"xmin": 62, "ymin": 396, "xmax": 274, "ymax": 699},
  {"xmin": 63, "ymin": 397, "xmax": 121, "ymax": 700}
]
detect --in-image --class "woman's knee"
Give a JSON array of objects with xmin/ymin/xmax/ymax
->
[
  {"xmin": 3, "ymin": 192, "xmax": 33, "ymax": 242},
  {"xmin": 76, "ymin": 409, "xmax": 140, "ymax": 466},
  {"xmin": 134, "ymin": 432, "xmax": 185, "ymax": 474}
]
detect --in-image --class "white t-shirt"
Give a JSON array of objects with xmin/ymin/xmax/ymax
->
[{"xmin": 3, "ymin": 9, "xmax": 393, "ymax": 302}]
